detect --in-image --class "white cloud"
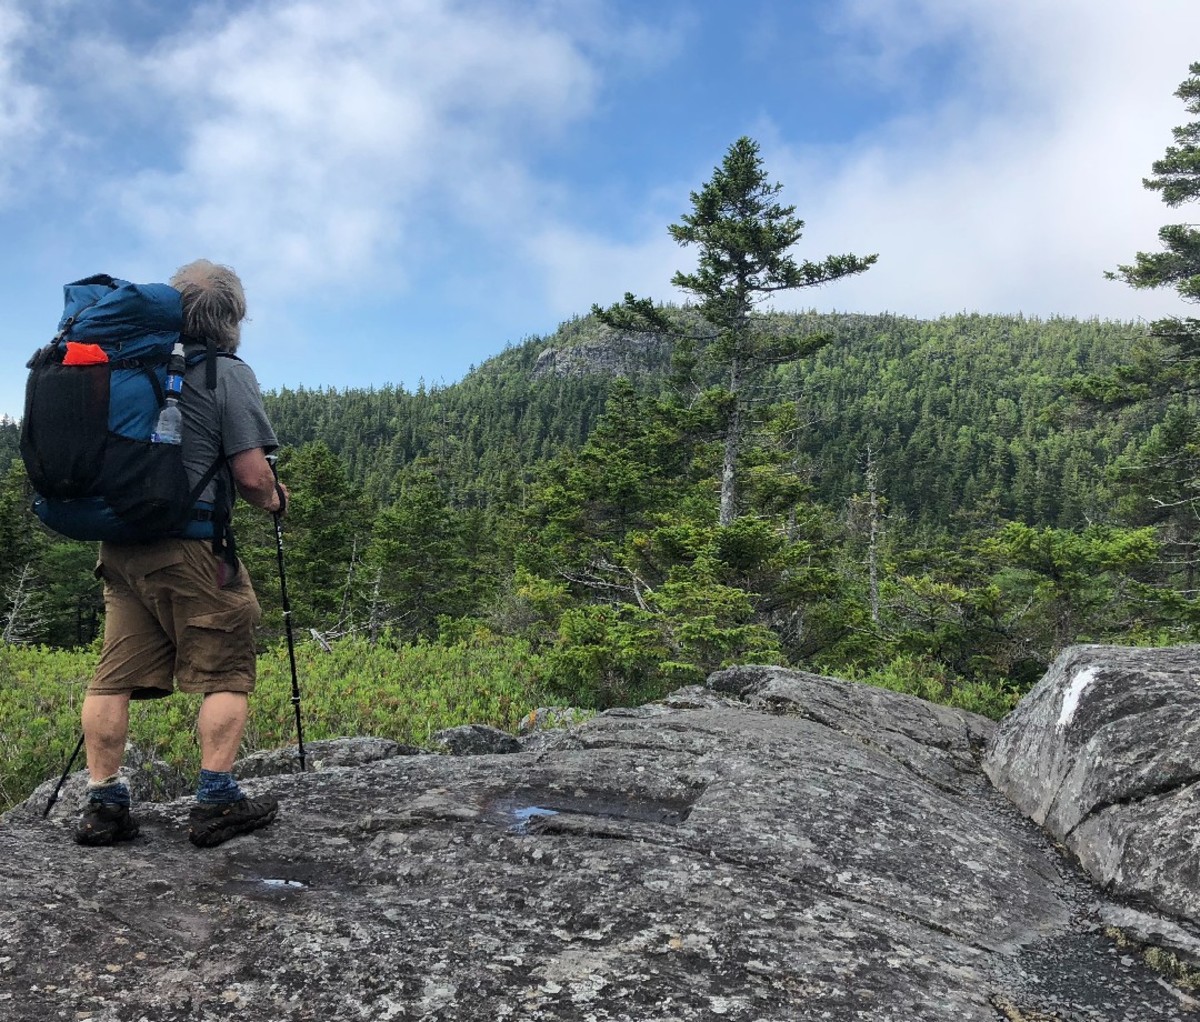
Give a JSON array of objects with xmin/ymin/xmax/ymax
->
[
  {"xmin": 477, "ymin": 0, "xmax": 1200, "ymax": 330},
  {"xmin": 761, "ymin": 0, "xmax": 1200, "ymax": 322},
  {"xmin": 3, "ymin": 0, "xmax": 1198, "ymax": 402},
  {"xmin": 0, "ymin": 5, "xmax": 48, "ymax": 199},
  {"xmin": 86, "ymin": 0, "xmax": 619, "ymax": 293},
  {"xmin": 524, "ymin": 221, "xmax": 686, "ymax": 319}
]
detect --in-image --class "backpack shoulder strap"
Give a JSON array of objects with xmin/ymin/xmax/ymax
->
[
  {"xmin": 184, "ymin": 341, "xmax": 242, "ymax": 390},
  {"xmin": 182, "ymin": 340, "xmax": 245, "ymax": 578}
]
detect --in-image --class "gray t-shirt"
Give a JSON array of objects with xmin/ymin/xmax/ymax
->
[{"xmin": 180, "ymin": 347, "xmax": 278, "ymax": 513}]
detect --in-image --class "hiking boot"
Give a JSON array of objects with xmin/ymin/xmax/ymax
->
[
  {"xmin": 188, "ymin": 796, "xmax": 278, "ymax": 848},
  {"xmin": 74, "ymin": 802, "xmax": 140, "ymax": 846}
]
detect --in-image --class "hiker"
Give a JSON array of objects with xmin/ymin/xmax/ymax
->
[{"xmin": 74, "ymin": 259, "xmax": 289, "ymax": 848}]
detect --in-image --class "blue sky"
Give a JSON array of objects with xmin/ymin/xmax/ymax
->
[{"xmin": 2, "ymin": 0, "xmax": 1199, "ymax": 418}]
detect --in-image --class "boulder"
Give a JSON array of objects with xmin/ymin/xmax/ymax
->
[
  {"xmin": 985, "ymin": 643, "xmax": 1200, "ymax": 926},
  {"xmin": 0, "ymin": 661, "xmax": 1195, "ymax": 1020},
  {"xmin": 10, "ymin": 742, "xmax": 191, "ymax": 827},
  {"xmin": 517, "ymin": 707, "xmax": 590, "ymax": 754},
  {"xmin": 236, "ymin": 736, "xmax": 424, "ymax": 778}
]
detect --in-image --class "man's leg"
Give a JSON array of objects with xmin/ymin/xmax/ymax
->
[
  {"xmin": 177, "ymin": 544, "xmax": 275, "ymax": 846},
  {"xmin": 75, "ymin": 691, "xmax": 138, "ymax": 846},
  {"xmin": 189, "ymin": 690, "xmax": 277, "ymax": 848},
  {"xmin": 81, "ymin": 691, "xmax": 131, "ymax": 781},
  {"xmin": 78, "ymin": 544, "xmax": 173, "ymax": 845},
  {"xmin": 197, "ymin": 691, "xmax": 248, "ymax": 772}
]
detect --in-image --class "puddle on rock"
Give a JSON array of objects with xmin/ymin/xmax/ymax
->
[
  {"xmin": 486, "ymin": 788, "xmax": 696, "ymax": 833},
  {"xmin": 508, "ymin": 805, "xmax": 560, "ymax": 832},
  {"xmin": 221, "ymin": 858, "xmax": 318, "ymax": 899}
]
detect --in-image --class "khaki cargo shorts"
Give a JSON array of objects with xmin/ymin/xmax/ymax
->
[{"xmin": 89, "ymin": 539, "xmax": 262, "ymax": 699}]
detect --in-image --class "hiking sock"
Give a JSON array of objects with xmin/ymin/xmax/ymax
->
[
  {"xmin": 86, "ymin": 775, "xmax": 131, "ymax": 807},
  {"xmin": 195, "ymin": 769, "xmax": 244, "ymax": 804}
]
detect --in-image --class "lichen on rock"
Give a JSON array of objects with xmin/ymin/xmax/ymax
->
[{"xmin": 0, "ymin": 657, "xmax": 1196, "ymax": 1020}]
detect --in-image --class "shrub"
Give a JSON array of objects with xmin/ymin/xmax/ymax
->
[{"xmin": 0, "ymin": 633, "xmax": 554, "ymax": 813}]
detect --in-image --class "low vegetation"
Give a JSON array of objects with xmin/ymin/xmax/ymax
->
[{"xmin": 0, "ymin": 634, "xmax": 550, "ymax": 813}]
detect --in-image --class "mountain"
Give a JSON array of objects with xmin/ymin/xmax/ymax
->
[{"xmin": 263, "ymin": 309, "xmax": 1151, "ymax": 531}]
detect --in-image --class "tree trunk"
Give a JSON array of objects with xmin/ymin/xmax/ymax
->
[
  {"xmin": 367, "ymin": 568, "xmax": 384, "ymax": 646},
  {"xmin": 865, "ymin": 445, "xmax": 881, "ymax": 626},
  {"xmin": 719, "ymin": 355, "xmax": 741, "ymax": 527},
  {"xmin": 2, "ymin": 563, "xmax": 42, "ymax": 646}
]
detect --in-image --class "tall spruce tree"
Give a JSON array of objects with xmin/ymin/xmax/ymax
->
[
  {"xmin": 1094, "ymin": 62, "xmax": 1200, "ymax": 594},
  {"xmin": 598, "ymin": 137, "xmax": 876, "ymax": 524},
  {"xmin": 1105, "ymin": 62, "xmax": 1200, "ymax": 391}
]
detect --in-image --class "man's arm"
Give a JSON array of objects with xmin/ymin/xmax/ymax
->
[{"xmin": 229, "ymin": 448, "xmax": 288, "ymax": 513}]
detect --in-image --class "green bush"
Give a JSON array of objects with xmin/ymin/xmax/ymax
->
[
  {"xmin": 0, "ymin": 633, "xmax": 554, "ymax": 813},
  {"xmin": 0, "ymin": 634, "xmax": 1027, "ymax": 816},
  {"xmin": 0, "ymin": 644, "xmax": 97, "ymax": 811},
  {"xmin": 844, "ymin": 654, "xmax": 1019, "ymax": 720}
]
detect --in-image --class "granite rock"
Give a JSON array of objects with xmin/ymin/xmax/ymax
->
[
  {"xmin": 0, "ymin": 661, "xmax": 1196, "ymax": 1020},
  {"xmin": 985, "ymin": 643, "xmax": 1200, "ymax": 931}
]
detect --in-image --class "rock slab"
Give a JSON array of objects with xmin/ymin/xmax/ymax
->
[{"xmin": 0, "ymin": 664, "xmax": 1196, "ymax": 1020}]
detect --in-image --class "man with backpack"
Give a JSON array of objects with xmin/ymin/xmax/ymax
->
[{"xmin": 61, "ymin": 259, "xmax": 289, "ymax": 848}]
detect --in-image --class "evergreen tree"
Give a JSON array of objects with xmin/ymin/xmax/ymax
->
[
  {"xmin": 1098, "ymin": 61, "xmax": 1200, "ymax": 400},
  {"xmin": 276, "ymin": 441, "xmax": 374, "ymax": 637},
  {"xmin": 365, "ymin": 469, "xmax": 481, "ymax": 641},
  {"xmin": 598, "ymin": 137, "xmax": 876, "ymax": 524},
  {"xmin": 985, "ymin": 522, "xmax": 1159, "ymax": 657},
  {"xmin": 1109, "ymin": 62, "xmax": 1200, "ymax": 302},
  {"xmin": 1087, "ymin": 61, "xmax": 1200, "ymax": 596},
  {"xmin": 0, "ymin": 459, "xmax": 55, "ymax": 645}
]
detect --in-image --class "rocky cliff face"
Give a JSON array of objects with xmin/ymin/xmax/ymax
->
[
  {"xmin": 531, "ymin": 332, "xmax": 668, "ymax": 380},
  {"xmin": 1, "ymin": 651, "xmax": 1198, "ymax": 1020}
]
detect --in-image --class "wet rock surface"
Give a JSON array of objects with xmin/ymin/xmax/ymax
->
[{"xmin": 2, "ymin": 661, "xmax": 1198, "ymax": 1020}]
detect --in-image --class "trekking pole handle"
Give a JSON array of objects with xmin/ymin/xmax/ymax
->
[{"xmin": 266, "ymin": 453, "xmax": 287, "ymax": 516}]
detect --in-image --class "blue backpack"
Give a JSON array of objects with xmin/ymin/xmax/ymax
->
[{"xmin": 20, "ymin": 274, "xmax": 232, "ymax": 545}]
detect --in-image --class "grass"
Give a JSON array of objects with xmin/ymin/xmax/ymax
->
[{"xmin": 0, "ymin": 632, "xmax": 554, "ymax": 813}]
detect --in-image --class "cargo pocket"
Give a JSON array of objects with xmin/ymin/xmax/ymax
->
[{"xmin": 180, "ymin": 606, "xmax": 258, "ymax": 679}]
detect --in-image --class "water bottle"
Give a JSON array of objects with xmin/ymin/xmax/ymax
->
[
  {"xmin": 151, "ymin": 342, "xmax": 186, "ymax": 445},
  {"xmin": 151, "ymin": 397, "xmax": 182, "ymax": 445}
]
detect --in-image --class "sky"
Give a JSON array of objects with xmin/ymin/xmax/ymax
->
[{"xmin": 2, "ymin": 0, "xmax": 1199, "ymax": 418}]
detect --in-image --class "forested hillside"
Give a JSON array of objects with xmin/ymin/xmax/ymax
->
[
  {"xmin": 261, "ymin": 309, "xmax": 1155, "ymax": 533},
  {"xmin": 2, "ymin": 307, "xmax": 1187, "ymax": 712},
  {"xmin": 263, "ymin": 332, "xmax": 618, "ymax": 507},
  {"xmin": 0, "ymin": 308, "xmax": 1153, "ymax": 531},
  {"xmin": 775, "ymin": 311, "xmax": 1159, "ymax": 530}
]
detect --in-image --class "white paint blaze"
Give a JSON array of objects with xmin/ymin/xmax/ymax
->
[{"xmin": 1057, "ymin": 667, "xmax": 1099, "ymax": 731}]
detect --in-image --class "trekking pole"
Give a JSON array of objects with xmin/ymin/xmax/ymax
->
[
  {"xmin": 267, "ymin": 455, "xmax": 307, "ymax": 771},
  {"xmin": 43, "ymin": 732, "xmax": 86, "ymax": 817}
]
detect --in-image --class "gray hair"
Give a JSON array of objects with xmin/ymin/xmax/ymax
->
[{"xmin": 169, "ymin": 259, "xmax": 247, "ymax": 352}]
